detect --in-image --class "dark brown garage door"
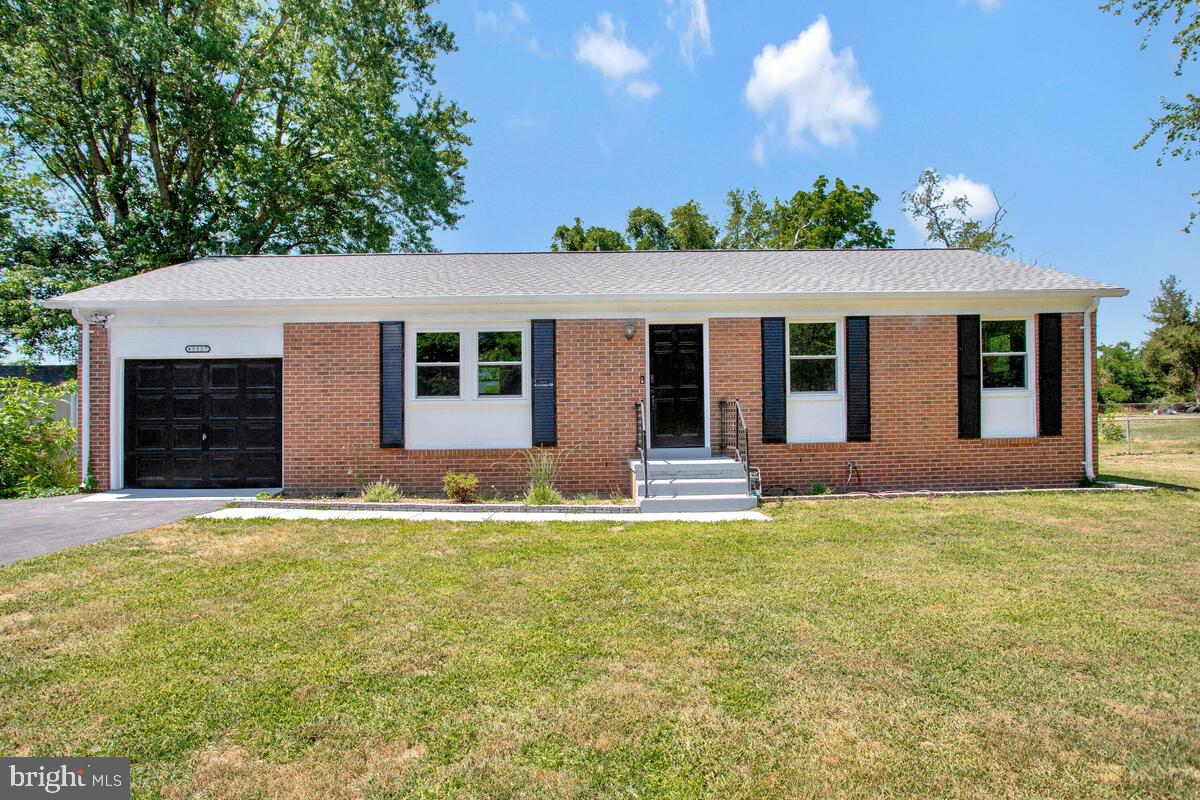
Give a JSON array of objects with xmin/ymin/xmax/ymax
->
[{"xmin": 124, "ymin": 359, "xmax": 282, "ymax": 489}]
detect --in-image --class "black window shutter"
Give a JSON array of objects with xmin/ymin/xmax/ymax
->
[
  {"xmin": 761, "ymin": 317, "xmax": 787, "ymax": 443},
  {"xmin": 531, "ymin": 319, "xmax": 557, "ymax": 446},
  {"xmin": 1038, "ymin": 313, "xmax": 1063, "ymax": 436},
  {"xmin": 380, "ymin": 321, "xmax": 404, "ymax": 448},
  {"xmin": 957, "ymin": 315, "xmax": 981, "ymax": 439},
  {"xmin": 845, "ymin": 316, "xmax": 871, "ymax": 442}
]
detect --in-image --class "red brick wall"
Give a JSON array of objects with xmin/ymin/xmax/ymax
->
[
  {"xmin": 282, "ymin": 320, "xmax": 644, "ymax": 496},
  {"xmin": 79, "ymin": 324, "xmax": 111, "ymax": 491},
  {"xmin": 710, "ymin": 314, "xmax": 1094, "ymax": 492},
  {"xmin": 85, "ymin": 313, "xmax": 1096, "ymax": 495}
]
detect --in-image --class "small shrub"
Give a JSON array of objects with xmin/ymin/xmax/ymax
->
[
  {"xmin": 443, "ymin": 472, "xmax": 479, "ymax": 503},
  {"xmin": 363, "ymin": 480, "xmax": 401, "ymax": 503},
  {"xmin": 572, "ymin": 492, "xmax": 600, "ymax": 505},
  {"xmin": 0, "ymin": 377, "xmax": 77, "ymax": 497},
  {"xmin": 526, "ymin": 483, "xmax": 565, "ymax": 506},
  {"xmin": 1099, "ymin": 408, "xmax": 1125, "ymax": 443},
  {"xmin": 806, "ymin": 482, "xmax": 833, "ymax": 496},
  {"xmin": 609, "ymin": 487, "xmax": 627, "ymax": 505},
  {"xmin": 255, "ymin": 491, "xmax": 273, "ymax": 501}
]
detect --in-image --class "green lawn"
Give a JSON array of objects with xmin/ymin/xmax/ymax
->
[
  {"xmin": 1101, "ymin": 414, "xmax": 1200, "ymax": 489},
  {"xmin": 2, "ymin": 494, "xmax": 1198, "ymax": 799}
]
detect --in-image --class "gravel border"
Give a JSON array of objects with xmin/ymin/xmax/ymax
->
[{"xmin": 763, "ymin": 482, "xmax": 1155, "ymax": 502}]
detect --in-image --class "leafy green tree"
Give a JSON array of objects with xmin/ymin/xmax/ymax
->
[
  {"xmin": 768, "ymin": 176, "xmax": 894, "ymax": 249},
  {"xmin": 549, "ymin": 218, "xmax": 629, "ymax": 252},
  {"xmin": 1098, "ymin": 341, "xmax": 1159, "ymax": 404},
  {"xmin": 719, "ymin": 188, "xmax": 772, "ymax": 250},
  {"xmin": 625, "ymin": 207, "xmax": 671, "ymax": 251},
  {"xmin": 0, "ymin": 0, "xmax": 471, "ymax": 358},
  {"xmin": 1142, "ymin": 274, "xmax": 1200, "ymax": 402},
  {"xmin": 1103, "ymin": 0, "xmax": 1200, "ymax": 230},
  {"xmin": 900, "ymin": 169, "xmax": 1013, "ymax": 256},
  {"xmin": 667, "ymin": 200, "xmax": 719, "ymax": 250}
]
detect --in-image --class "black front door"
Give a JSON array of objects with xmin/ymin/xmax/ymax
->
[
  {"xmin": 649, "ymin": 324, "xmax": 705, "ymax": 448},
  {"xmin": 124, "ymin": 359, "xmax": 283, "ymax": 488}
]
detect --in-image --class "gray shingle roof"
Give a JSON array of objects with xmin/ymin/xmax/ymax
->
[{"xmin": 44, "ymin": 249, "xmax": 1126, "ymax": 309}]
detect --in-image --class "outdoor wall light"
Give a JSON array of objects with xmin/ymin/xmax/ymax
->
[{"xmin": 624, "ymin": 321, "xmax": 636, "ymax": 340}]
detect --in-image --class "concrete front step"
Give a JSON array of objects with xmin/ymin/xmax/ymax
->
[
  {"xmin": 638, "ymin": 494, "xmax": 760, "ymax": 513},
  {"xmin": 630, "ymin": 458, "xmax": 747, "ymax": 481},
  {"xmin": 637, "ymin": 477, "xmax": 750, "ymax": 497},
  {"xmin": 630, "ymin": 456, "xmax": 757, "ymax": 512}
]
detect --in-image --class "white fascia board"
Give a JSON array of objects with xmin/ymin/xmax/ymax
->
[{"xmin": 53, "ymin": 288, "xmax": 1127, "ymax": 321}]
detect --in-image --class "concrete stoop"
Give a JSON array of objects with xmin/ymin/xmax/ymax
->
[{"xmin": 631, "ymin": 457, "xmax": 758, "ymax": 512}]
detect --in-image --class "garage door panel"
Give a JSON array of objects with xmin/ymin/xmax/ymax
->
[
  {"xmin": 209, "ymin": 394, "xmax": 241, "ymax": 420},
  {"xmin": 172, "ymin": 395, "xmax": 203, "ymax": 419},
  {"xmin": 209, "ymin": 363, "xmax": 240, "ymax": 390},
  {"xmin": 244, "ymin": 393, "xmax": 278, "ymax": 419},
  {"xmin": 125, "ymin": 359, "xmax": 282, "ymax": 489},
  {"xmin": 245, "ymin": 363, "xmax": 278, "ymax": 389},
  {"xmin": 174, "ymin": 362, "xmax": 204, "ymax": 389},
  {"xmin": 207, "ymin": 425, "xmax": 239, "ymax": 450},
  {"xmin": 172, "ymin": 425, "xmax": 203, "ymax": 450}
]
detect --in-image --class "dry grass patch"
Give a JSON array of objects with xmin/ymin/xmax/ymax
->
[{"xmin": 0, "ymin": 492, "xmax": 1197, "ymax": 798}]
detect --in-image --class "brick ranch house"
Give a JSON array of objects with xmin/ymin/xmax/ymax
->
[{"xmin": 46, "ymin": 249, "xmax": 1125, "ymax": 509}]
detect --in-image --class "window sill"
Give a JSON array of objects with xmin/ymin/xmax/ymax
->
[
  {"xmin": 410, "ymin": 397, "xmax": 529, "ymax": 405},
  {"xmin": 787, "ymin": 392, "xmax": 843, "ymax": 400}
]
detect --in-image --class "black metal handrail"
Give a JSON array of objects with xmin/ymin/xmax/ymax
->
[
  {"xmin": 718, "ymin": 398, "xmax": 756, "ymax": 497},
  {"xmin": 634, "ymin": 400, "xmax": 650, "ymax": 498}
]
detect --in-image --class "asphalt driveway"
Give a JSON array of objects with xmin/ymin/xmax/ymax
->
[{"xmin": 0, "ymin": 489, "xmax": 269, "ymax": 565}]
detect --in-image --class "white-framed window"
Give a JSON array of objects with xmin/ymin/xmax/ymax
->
[
  {"xmin": 477, "ymin": 330, "xmax": 522, "ymax": 397},
  {"xmin": 415, "ymin": 331, "xmax": 461, "ymax": 398},
  {"xmin": 981, "ymin": 319, "xmax": 1029, "ymax": 391},
  {"xmin": 788, "ymin": 321, "xmax": 840, "ymax": 394}
]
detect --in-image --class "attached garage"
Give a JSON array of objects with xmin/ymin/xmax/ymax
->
[{"xmin": 123, "ymin": 359, "xmax": 282, "ymax": 489}]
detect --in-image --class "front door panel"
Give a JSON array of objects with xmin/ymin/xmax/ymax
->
[{"xmin": 649, "ymin": 324, "xmax": 705, "ymax": 448}]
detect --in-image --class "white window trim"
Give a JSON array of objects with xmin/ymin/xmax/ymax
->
[
  {"xmin": 475, "ymin": 327, "xmax": 525, "ymax": 400},
  {"xmin": 409, "ymin": 324, "xmax": 529, "ymax": 404},
  {"xmin": 980, "ymin": 317, "xmax": 1033, "ymax": 395},
  {"xmin": 787, "ymin": 318, "xmax": 843, "ymax": 398}
]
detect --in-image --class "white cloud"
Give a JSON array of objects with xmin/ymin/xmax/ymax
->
[
  {"xmin": 576, "ymin": 13, "xmax": 650, "ymax": 81},
  {"xmin": 965, "ymin": 0, "xmax": 1002, "ymax": 12},
  {"xmin": 939, "ymin": 173, "xmax": 999, "ymax": 219},
  {"xmin": 905, "ymin": 171, "xmax": 1000, "ymax": 240},
  {"xmin": 744, "ymin": 16, "xmax": 878, "ymax": 148},
  {"xmin": 666, "ymin": 0, "xmax": 712, "ymax": 68},
  {"xmin": 751, "ymin": 135, "xmax": 765, "ymax": 165},
  {"xmin": 626, "ymin": 80, "xmax": 661, "ymax": 99},
  {"xmin": 476, "ymin": 3, "xmax": 548, "ymax": 56}
]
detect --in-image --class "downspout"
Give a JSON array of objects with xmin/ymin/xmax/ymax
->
[
  {"xmin": 1083, "ymin": 301, "xmax": 1097, "ymax": 482},
  {"xmin": 76, "ymin": 311, "xmax": 90, "ymax": 488}
]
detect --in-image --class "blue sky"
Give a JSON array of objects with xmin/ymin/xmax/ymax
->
[{"xmin": 429, "ymin": 0, "xmax": 1199, "ymax": 345}]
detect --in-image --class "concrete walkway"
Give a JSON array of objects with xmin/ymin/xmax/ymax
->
[{"xmin": 201, "ymin": 507, "xmax": 770, "ymax": 523}]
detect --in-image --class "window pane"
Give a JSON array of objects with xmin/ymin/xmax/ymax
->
[
  {"xmin": 416, "ymin": 332, "xmax": 459, "ymax": 363},
  {"xmin": 478, "ymin": 365, "xmax": 522, "ymax": 396},
  {"xmin": 790, "ymin": 322, "xmax": 837, "ymax": 356},
  {"xmin": 790, "ymin": 358, "xmax": 837, "ymax": 392},
  {"xmin": 981, "ymin": 320, "xmax": 1026, "ymax": 354},
  {"xmin": 982, "ymin": 355, "xmax": 1026, "ymax": 389},
  {"xmin": 416, "ymin": 365, "xmax": 460, "ymax": 397},
  {"xmin": 478, "ymin": 331, "xmax": 521, "ymax": 363}
]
